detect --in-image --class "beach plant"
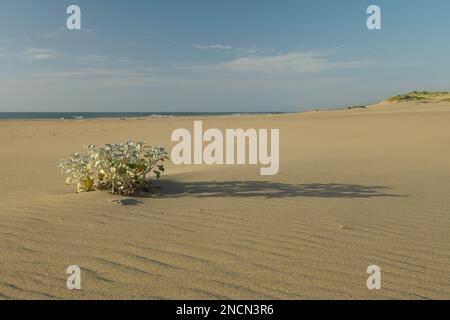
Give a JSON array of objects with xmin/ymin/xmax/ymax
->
[
  {"xmin": 58, "ymin": 141, "xmax": 168, "ymax": 195},
  {"xmin": 57, "ymin": 152, "xmax": 95, "ymax": 193}
]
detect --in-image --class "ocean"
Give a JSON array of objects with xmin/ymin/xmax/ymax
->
[{"xmin": 0, "ymin": 112, "xmax": 289, "ymax": 120}]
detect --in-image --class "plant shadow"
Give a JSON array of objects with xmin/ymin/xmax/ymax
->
[{"xmin": 136, "ymin": 180, "xmax": 406, "ymax": 199}]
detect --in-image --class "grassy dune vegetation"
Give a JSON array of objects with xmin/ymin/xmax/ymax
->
[{"xmin": 387, "ymin": 91, "xmax": 450, "ymax": 103}]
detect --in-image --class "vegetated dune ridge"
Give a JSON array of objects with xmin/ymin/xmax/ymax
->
[{"xmin": 0, "ymin": 97, "xmax": 449, "ymax": 299}]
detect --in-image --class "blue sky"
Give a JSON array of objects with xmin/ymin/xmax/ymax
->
[{"xmin": 1, "ymin": 0, "xmax": 449, "ymax": 112}]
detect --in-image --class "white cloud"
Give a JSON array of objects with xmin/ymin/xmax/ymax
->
[
  {"xmin": 193, "ymin": 44, "xmax": 272, "ymax": 56},
  {"xmin": 236, "ymin": 46, "xmax": 270, "ymax": 56},
  {"xmin": 23, "ymin": 48, "xmax": 61, "ymax": 60},
  {"xmin": 193, "ymin": 44, "xmax": 233, "ymax": 51},
  {"xmin": 24, "ymin": 67, "xmax": 155, "ymax": 79},
  {"xmin": 185, "ymin": 50, "xmax": 375, "ymax": 74},
  {"xmin": 64, "ymin": 68, "xmax": 155, "ymax": 78},
  {"xmin": 36, "ymin": 27, "xmax": 95, "ymax": 38}
]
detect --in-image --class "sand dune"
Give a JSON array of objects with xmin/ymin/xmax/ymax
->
[{"xmin": 1, "ymin": 102, "xmax": 449, "ymax": 299}]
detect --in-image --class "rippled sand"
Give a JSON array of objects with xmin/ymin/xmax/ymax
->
[{"xmin": 0, "ymin": 103, "xmax": 449, "ymax": 299}]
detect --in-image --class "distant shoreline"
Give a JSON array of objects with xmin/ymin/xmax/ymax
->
[
  {"xmin": 0, "ymin": 111, "xmax": 293, "ymax": 121},
  {"xmin": 2, "ymin": 91, "xmax": 448, "ymax": 121}
]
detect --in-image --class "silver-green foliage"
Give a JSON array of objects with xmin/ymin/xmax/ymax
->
[{"xmin": 58, "ymin": 141, "xmax": 168, "ymax": 195}]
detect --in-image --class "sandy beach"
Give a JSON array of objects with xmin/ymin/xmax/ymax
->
[{"xmin": 0, "ymin": 101, "xmax": 449, "ymax": 299}]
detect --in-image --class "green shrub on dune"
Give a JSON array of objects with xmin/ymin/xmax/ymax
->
[{"xmin": 387, "ymin": 91, "xmax": 450, "ymax": 102}]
